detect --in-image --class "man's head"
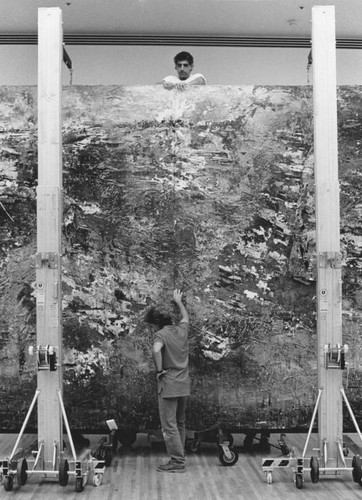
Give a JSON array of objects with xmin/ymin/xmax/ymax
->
[
  {"xmin": 174, "ymin": 51, "xmax": 194, "ymax": 81},
  {"xmin": 145, "ymin": 306, "xmax": 173, "ymax": 330}
]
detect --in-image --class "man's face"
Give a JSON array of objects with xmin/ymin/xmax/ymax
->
[{"xmin": 175, "ymin": 60, "xmax": 193, "ymax": 81}]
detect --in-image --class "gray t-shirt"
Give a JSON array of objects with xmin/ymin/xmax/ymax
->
[{"xmin": 154, "ymin": 322, "xmax": 190, "ymax": 398}]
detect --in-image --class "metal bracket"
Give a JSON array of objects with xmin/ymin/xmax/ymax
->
[
  {"xmin": 35, "ymin": 252, "xmax": 59, "ymax": 269},
  {"xmin": 324, "ymin": 343, "xmax": 348, "ymax": 370},
  {"xmin": 318, "ymin": 252, "xmax": 342, "ymax": 269},
  {"xmin": 29, "ymin": 345, "xmax": 57, "ymax": 371}
]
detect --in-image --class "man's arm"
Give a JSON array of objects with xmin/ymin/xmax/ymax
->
[
  {"xmin": 157, "ymin": 76, "xmax": 177, "ymax": 90},
  {"xmin": 153, "ymin": 340, "xmax": 168, "ymax": 380},
  {"xmin": 173, "ymin": 289, "xmax": 189, "ymax": 323},
  {"xmin": 171, "ymin": 75, "xmax": 206, "ymax": 91},
  {"xmin": 186, "ymin": 74, "xmax": 206, "ymax": 86},
  {"xmin": 152, "ymin": 341, "xmax": 164, "ymax": 372},
  {"xmin": 158, "ymin": 74, "xmax": 205, "ymax": 91}
]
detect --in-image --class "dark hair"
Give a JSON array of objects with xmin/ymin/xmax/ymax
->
[
  {"xmin": 144, "ymin": 306, "xmax": 173, "ymax": 329},
  {"xmin": 174, "ymin": 51, "xmax": 194, "ymax": 66}
]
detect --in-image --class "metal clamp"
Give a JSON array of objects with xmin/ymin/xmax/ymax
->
[
  {"xmin": 323, "ymin": 343, "xmax": 348, "ymax": 369},
  {"xmin": 29, "ymin": 345, "xmax": 58, "ymax": 371},
  {"xmin": 318, "ymin": 252, "xmax": 342, "ymax": 269},
  {"xmin": 35, "ymin": 252, "xmax": 59, "ymax": 269}
]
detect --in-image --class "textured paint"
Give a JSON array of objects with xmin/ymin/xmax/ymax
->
[{"xmin": 1, "ymin": 85, "xmax": 362, "ymax": 432}]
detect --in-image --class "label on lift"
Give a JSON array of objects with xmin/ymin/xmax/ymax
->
[
  {"xmin": 36, "ymin": 282, "xmax": 45, "ymax": 303},
  {"xmin": 320, "ymin": 288, "xmax": 328, "ymax": 311},
  {"xmin": 49, "ymin": 304, "xmax": 59, "ymax": 327}
]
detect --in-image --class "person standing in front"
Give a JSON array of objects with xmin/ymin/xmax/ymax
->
[{"xmin": 145, "ymin": 289, "xmax": 190, "ymax": 473}]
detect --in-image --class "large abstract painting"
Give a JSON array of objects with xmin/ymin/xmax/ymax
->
[{"xmin": 1, "ymin": 85, "xmax": 362, "ymax": 433}]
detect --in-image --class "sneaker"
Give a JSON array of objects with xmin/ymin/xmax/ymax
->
[{"xmin": 157, "ymin": 462, "xmax": 186, "ymax": 473}]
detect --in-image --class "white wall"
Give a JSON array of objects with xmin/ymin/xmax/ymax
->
[{"xmin": 1, "ymin": 44, "xmax": 362, "ymax": 86}]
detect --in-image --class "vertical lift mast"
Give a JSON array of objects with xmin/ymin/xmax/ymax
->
[
  {"xmin": 262, "ymin": 5, "xmax": 362, "ymax": 488},
  {"xmin": 1, "ymin": 8, "xmax": 105, "ymax": 492},
  {"xmin": 313, "ymin": 1, "xmax": 344, "ymax": 473},
  {"xmin": 36, "ymin": 6, "xmax": 64, "ymax": 466}
]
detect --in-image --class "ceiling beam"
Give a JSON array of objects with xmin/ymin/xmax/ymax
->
[{"xmin": 1, "ymin": 33, "xmax": 362, "ymax": 48}]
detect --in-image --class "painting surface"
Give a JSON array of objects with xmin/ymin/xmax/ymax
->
[{"xmin": 1, "ymin": 85, "xmax": 362, "ymax": 433}]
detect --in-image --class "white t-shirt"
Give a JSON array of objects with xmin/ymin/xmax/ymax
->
[{"xmin": 162, "ymin": 73, "xmax": 206, "ymax": 84}]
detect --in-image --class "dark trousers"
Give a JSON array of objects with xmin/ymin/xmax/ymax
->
[{"xmin": 158, "ymin": 395, "xmax": 187, "ymax": 465}]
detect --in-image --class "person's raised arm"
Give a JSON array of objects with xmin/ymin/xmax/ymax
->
[{"xmin": 173, "ymin": 289, "xmax": 189, "ymax": 323}]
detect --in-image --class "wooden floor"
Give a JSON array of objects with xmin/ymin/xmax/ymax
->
[{"xmin": 1, "ymin": 432, "xmax": 362, "ymax": 499}]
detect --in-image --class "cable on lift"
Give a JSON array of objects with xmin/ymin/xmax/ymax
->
[
  {"xmin": 63, "ymin": 46, "xmax": 73, "ymax": 84},
  {"xmin": 307, "ymin": 48, "xmax": 312, "ymax": 83}
]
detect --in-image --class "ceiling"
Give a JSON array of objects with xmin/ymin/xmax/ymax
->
[{"xmin": 0, "ymin": 0, "xmax": 361, "ymax": 41}]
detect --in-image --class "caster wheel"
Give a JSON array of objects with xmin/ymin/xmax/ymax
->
[
  {"xmin": 278, "ymin": 434, "xmax": 290, "ymax": 456},
  {"xmin": 3, "ymin": 475, "xmax": 14, "ymax": 491},
  {"xmin": 218, "ymin": 446, "xmax": 239, "ymax": 466},
  {"xmin": 59, "ymin": 458, "xmax": 69, "ymax": 487},
  {"xmin": 189, "ymin": 441, "xmax": 201, "ymax": 453},
  {"xmin": 310, "ymin": 456, "xmax": 319, "ymax": 484},
  {"xmin": 352, "ymin": 455, "xmax": 362, "ymax": 484},
  {"xmin": 93, "ymin": 473, "xmax": 103, "ymax": 486},
  {"xmin": 266, "ymin": 472, "xmax": 273, "ymax": 484},
  {"xmin": 295, "ymin": 473, "xmax": 303, "ymax": 489},
  {"xmin": 243, "ymin": 434, "xmax": 255, "ymax": 451},
  {"xmin": 117, "ymin": 428, "xmax": 137, "ymax": 446},
  {"xmin": 75, "ymin": 477, "xmax": 84, "ymax": 492},
  {"xmin": 260, "ymin": 437, "xmax": 270, "ymax": 452},
  {"xmin": 259, "ymin": 432, "xmax": 271, "ymax": 453},
  {"xmin": 111, "ymin": 432, "xmax": 119, "ymax": 453},
  {"xmin": 104, "ymin": 447, "xmax": 113, "ymax": 467},
  {"xmin": 17, "ymin": 457, "xmax": 28, "ymax": 486},
  {"xmin": 223, "ymin": 432, "xmax": 234, "ymax": 448}
]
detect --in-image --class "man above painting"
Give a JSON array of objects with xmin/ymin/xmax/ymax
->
[
  {"xmin": 158, "ymin": 51, "xmax": 206, "ymax": 90},
  {"xmin": 145, "ymin": 289, "xmax": 190, "ymax": 473}
]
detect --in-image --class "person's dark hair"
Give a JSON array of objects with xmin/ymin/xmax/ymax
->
[
  {"xmin": 174, "ymin": 51, "xmax": 194, "ymax": 66},
  {"xmin": 145, "ymin": 306, "xmax": 173, "ymax": 329}
]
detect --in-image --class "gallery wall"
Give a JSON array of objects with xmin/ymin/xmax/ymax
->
[{"xmin": 2, "ymin": 44, "xmax": 362, "ymax": 86}]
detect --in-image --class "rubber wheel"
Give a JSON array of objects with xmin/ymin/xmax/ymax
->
[
  {"xmin": 243, "ymin": 434, "xmax": 254, "ymax": 451},
  {"xmin": 189, "ymin": 441, "xmax": 201, "ymax": 453},
  {"xmin": 117, "ymin": 428, "xmax": 137, "ymax": 446},
  {"xmin": 17, "ymin": 457, "xmax": 28, "ymax": 486},
  {"xmin": 3, "ymin": 475, "xmax": 14, "ymax": 492},
  {"xmin": 93, "ymin": 474, "xmax": 102, "ymax": 486},
  {"xmin": 75, "ymin": 477, "xmax": 84, "ymax": 492},
  {"xmin": 310, "ymin": 456, "xmax": 319, "ymax": 484},
  {"xmin": 259, "ymin": 432, "xmax": 271, "ymax": 453},
  {"xmin": 219, "ymin": 446, "xmax": 239, "ymax": 466},
  {"xmin": 352, "ymin": 455, "xmax": 362, "ymax": 484},
  {"xmin": 59, "ymin": 458, "xmax": 69, "ymax": 487},
  {"xmin": 260, "ymin": 437, "xmax": 270, "ymax": 452},
  {"xmin": 111, "ymin": 431, "xmax": 119, "ymax": 453},
  {"xmin": 296, "ymin": 473, "xmax": 303, "ymax": 489},
  {"xmin": 104, "ymin": 447, "xmax": 112, "ymax": 467}
]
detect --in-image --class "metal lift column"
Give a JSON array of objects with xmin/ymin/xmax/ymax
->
[
  {"xmin": 312, "ymin": 5, "xmax": 343, "ymax": 469},
  {"xmin": 36, "ymin": 7, "xmax": 63, "ymax": 465},
  {"xmin": 263, "ymin": 5, "xmax": 362, "ymax": 488}
]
